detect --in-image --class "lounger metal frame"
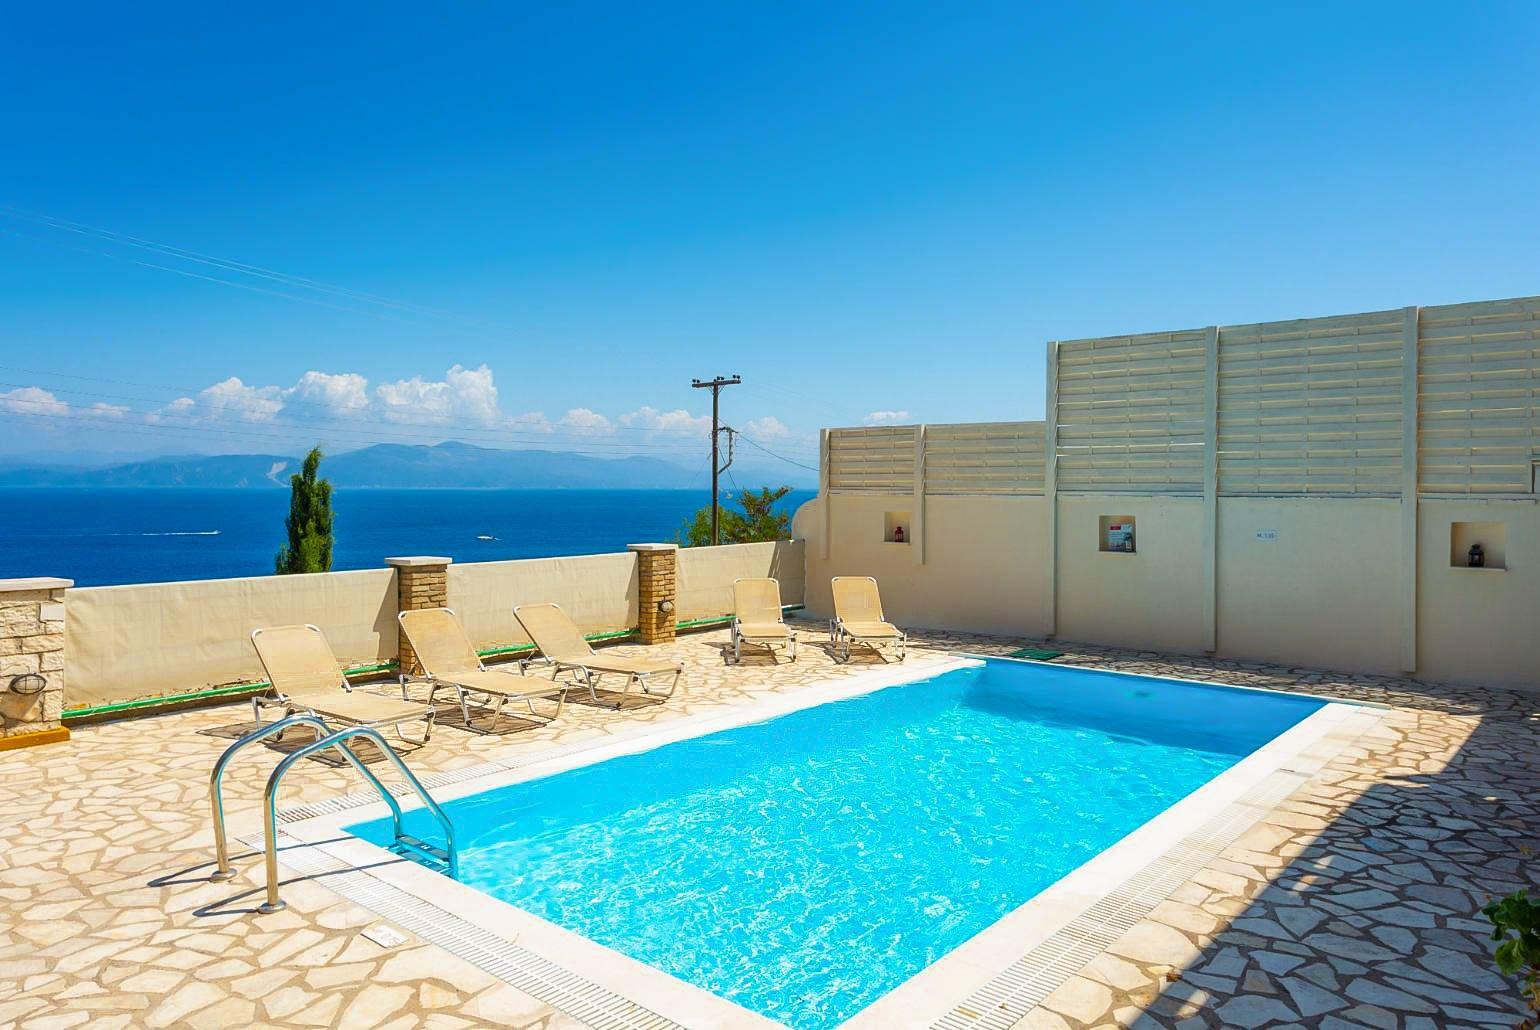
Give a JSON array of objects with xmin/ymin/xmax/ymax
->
[
  {"xmin": 527, "ymin": 653, "xmax": 681, "ymax": 709},
  {"xmin": 729, "ymin": 618, "xmax": 798, "ymax": 664},
  {"xmin": 828, "ymin": 618, "xmax": 907, "ymax": 663},
  {"xmin": 250, "ymin": 625, "xmax": 435, "ymax": 744},
  {"xmin": 396, "ymin": 608, "xmax": 568, "ymax": 734}
]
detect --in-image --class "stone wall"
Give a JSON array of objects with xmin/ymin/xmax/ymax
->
[
  {"xmin": 0, "ymin": 578, "xmax": 71, "ymax": 746},
  {"xmin": 630, "ymin": 543, "xmax": 678, "ymax": 645}
]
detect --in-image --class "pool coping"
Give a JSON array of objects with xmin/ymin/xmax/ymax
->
[{"xmin": 262, "ymin": 654, "xmax": 1388, "ymax": 1030}]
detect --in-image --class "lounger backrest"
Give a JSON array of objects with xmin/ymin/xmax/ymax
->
[
  {"xmin": 734, "ymin": 578, "xmax": 783, "ymax": 625},
  {"xmin": 832, "ymin": 576, "xmax": 885, "ymax": 623},
  {"xmin": 513, "ymin": 602, "xmax": 593, "ymax": 661},
  {"xmin": 251, "ymin": 624, "xmax": 346, "ymax": 700},
  {"xmin": 398, "ymin": 608, "xmax": 482, "ymax": 676}
]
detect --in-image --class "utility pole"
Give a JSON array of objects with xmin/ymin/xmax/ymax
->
[{"xmin": 691, "ymin": 374, "xmax": 741, "ymax": 545}]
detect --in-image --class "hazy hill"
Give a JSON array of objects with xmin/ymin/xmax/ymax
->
[{"xmin": 0, "ymin": 441, "xmax": 815, "ymax": 490}]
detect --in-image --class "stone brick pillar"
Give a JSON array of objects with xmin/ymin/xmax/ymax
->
[
  {"xmin": 629, "ymin": 543, "xmax": 677, "ymax": 645},
  {"xmin": 0, "ymin": 578, "xmax": 72, "ymax": 750},
  {"xmin": 386, "ymin": 557, "xmax": 452, "ymax": 675}
]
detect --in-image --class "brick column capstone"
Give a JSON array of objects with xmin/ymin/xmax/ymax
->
[
  {"xmin": 386, "ymin": 557, "xmax": 452, "ymax": 675},
  {"xmin": 0, "ymin": 577, "xmax": 72, "ymax": 750},
  {"xmin": 629, "ymin": 543, "xmax": 677, "ymax": 645}
]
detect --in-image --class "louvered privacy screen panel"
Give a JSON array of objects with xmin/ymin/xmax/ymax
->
[
  {"xmin": 1218, "ymin": 309, "xmax": 1405, "ymax": 496},
  {"xmin": 824, "ymin": 423, "xmax": 1047, "ymax": 494},
  {"xmin": 925, "ymin": 422, "xmax": 1045, "ymax": 494},
  {"xmin": 1418, "ymin": 297, "xmax": 1540, "ymax": 494},
  {"xmin": 827, "ymin": 426, "xmax": 918, "ymax": 493},
  {"xmin": 1055, "ymin": 331, "xmax": 1207, "ymax": 493}
]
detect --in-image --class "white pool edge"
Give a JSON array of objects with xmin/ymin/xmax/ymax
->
[
  {"xmin": 265, "ymin": 654, "xmax": 1386, "ymax": 1030},
  {"xmin": 844, "ymin": 699, "xmax": 1383, "ymax": 1028}
]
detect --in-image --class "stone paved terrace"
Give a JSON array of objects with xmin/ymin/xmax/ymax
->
[{"xmin": 2, "ymin": 620, "xmax": 1535, "ymax": 1029}]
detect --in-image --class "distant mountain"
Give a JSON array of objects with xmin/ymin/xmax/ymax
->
[{"xmin": 0, "ymin": 441, "xmax": 816, "ymax": 490}]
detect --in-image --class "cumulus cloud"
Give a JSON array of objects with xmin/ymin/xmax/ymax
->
[
  {"xmin": 560, "ymin": 408, "xmax": 612, "ymax": 432},
  {"xmin": 863, "ymin": 410, "xmax": 912, "ymax": 425},
  {"xmin": 287, "ymin": 371, "xmax": 370, "ymax": 416},
  {"xmin": 190, "ymin": 377, "xmax": 286, "ymax": 422},
  {"xmin": 743, "ymin": 415, "xmax": 791, "ymax": 439},
  {"xmin": 376, "ymin": 364, "xmax": 500, "ymax": 424},
  {"xmin": 0, "ymin": 364, "xmax": 808, "ymax": 461},
  {"xmin": 618, "ymin": 406, "xmax": 711, "ymax": 437},
  {"xmin": 0, "ymin": 386, "xmax": 70, "ymax": 417}
]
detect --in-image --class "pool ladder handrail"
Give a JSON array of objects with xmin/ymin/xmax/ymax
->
[
  {"xmin": 209, "ymin": 713, "xmax": 391, "ymax": 882},
  {"xmin": 206, "ymin": 714, "xmax": 458, "ymax": 914}
]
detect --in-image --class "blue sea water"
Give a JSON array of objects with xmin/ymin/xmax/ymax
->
[
  {"xmin": 351, "ymin": 660, "xmax": 1323, "ymax": 1028},
  {"xmin": 0, "ymin": 488, "xmax": 813, "ymax": 587}
]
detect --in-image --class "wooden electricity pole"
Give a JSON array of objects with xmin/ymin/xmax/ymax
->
[{"xmin": 691, "ymin": 374, "xmax": 741, "ymax": 545}]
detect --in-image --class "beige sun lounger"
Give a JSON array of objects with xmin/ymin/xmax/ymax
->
[
  {"xmin": 730, "ymin": 578, "xmax": 797, "ymax": 664},
  {"xmin": 513, "ymin": 602, "xmax": 682, "ymax": 708},
  {"xmin": 398, "ymin": 608, "xmax": 567, "ymax": 733},
  {"xmin": 830, "ymin": 576, "xmax": 906, "ymax": 663},
  {"xmin": 250, "ymin": 624, "xmax": 435, "ymax": 743}
]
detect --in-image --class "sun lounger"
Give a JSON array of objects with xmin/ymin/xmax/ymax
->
[
  {"xmin": 830, "ymin": 576, "xmax": 906, "ymax": 663},
  {"xmin": 397, "ymin": 607, "xmax": 566, "ymax": 732},
  {"xmin": 513, "ymin": 602, "xmax": 682, "ymax": 707},
  {"xmin": 250, "ymin": 624, "xmax": 435, "ymax": 743},
  {"xmin": 730, "ymin": 577, "xmax": 797, "ymax": 664}
]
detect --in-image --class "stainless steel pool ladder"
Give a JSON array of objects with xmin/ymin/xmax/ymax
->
[{"xmin": 207, "ymin": 714, "xmax": 458, "ymax": 914}]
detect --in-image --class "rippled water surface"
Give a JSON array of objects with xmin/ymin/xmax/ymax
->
[{"xmin": 351, "ymin": 661, "xmax": 1322, "ymax": 1028}]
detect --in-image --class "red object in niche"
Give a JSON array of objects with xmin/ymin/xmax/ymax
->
[{"xmin": 893, "ymin": 525, "xmax": 905, "ymax": 543}]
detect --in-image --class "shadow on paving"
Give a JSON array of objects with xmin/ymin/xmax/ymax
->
[{"xmin": 1093, "ymin": 705, "xmax": 1540, "ymax": 1029}]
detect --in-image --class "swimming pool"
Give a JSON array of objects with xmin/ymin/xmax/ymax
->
[{"xmin": 348, "ymin": 659, "xmax": 1325, "ymax": 1028}]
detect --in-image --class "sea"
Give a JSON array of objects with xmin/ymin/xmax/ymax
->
[{"xmin": 0, "ymin": 488, "xmax": 814, "ymax": 587}]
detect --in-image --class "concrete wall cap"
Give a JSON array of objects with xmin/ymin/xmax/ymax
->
[
  {"xmin": 627, "ymin": 543, "xmax": 679, "ymax": 553},
  {"xmin": 384, "ymin": 556, "xmax": 454, "ymax": 568},
  {"xmin": 0, "ymin": 577, "xmax": 74, "ymax": 593}
]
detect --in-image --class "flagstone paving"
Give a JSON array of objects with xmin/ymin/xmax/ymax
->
[{"xmin": 1, "ymin": 623, "xmax": 1533, "ymax": 1028}]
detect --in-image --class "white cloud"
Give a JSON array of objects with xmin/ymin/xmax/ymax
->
[
  {"xmin": 194, "ymin": 377, "xmax": 285, "ymax": 422},
  {"xmin": 618, "ymin": 406, "xmax": 711, "ymax": 437},
  {"xmin": 743, "ymin": 415, "xmax": 791, "ymax": 439},
  {"xmin": 88, "ymin": 402, "xmax": 131, "ymax": 419},
  {"xmin": 559, "ymin": 408, "xmax": 612, "ymax": 432},
  {"xmin": 863, "ymin": 410, "xmax": 912, "ymax": 425},
  {"xmin": 287, "ymin": 371, "xmax": 369, "ymax": 416},
  {"xmin": 0, "ymin": 386, "xmax": 70, "ymax": 417},
  {"xmin": 376, "ymin": 364, "xmax": 500, "ymax": 424},
  {"xmin": 507, "ymin": 411, "xmax": 555, "ymax": 434}
]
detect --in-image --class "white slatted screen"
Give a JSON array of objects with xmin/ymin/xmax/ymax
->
[
  {"xmin": 924, "ymin": 422, "xmax": 1045, "ymax": 494},
  {"xmin": 824, "ymin": 423, "xmax": 1045, "ymax": 495},
  {"xmin": 826, "ymin": 426, "xmax": 918, "ymax": 493},
  {"xmin": 1217, "ymin": 309, "xmax": 1405, "ymax": 496},
  {"xmin": 819, "ymin": 295, "xmax": 1538, "ymax": 501},
  {"xmin": 1054, "ymin": 331, "xmax": 1207, "ymax": 494},
  {"xmin": 1418, "ymin": 297, "xmax": 1540, "ymax": 494}
]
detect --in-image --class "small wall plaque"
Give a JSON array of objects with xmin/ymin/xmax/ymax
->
[{"xmin": 1255, "ymin": 530, "xmax": 1279, "ymax": 542}]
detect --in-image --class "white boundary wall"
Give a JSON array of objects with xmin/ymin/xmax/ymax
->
[
  {"xmin": 799, "ymin": 294, "xmax": 1539, "ymax": 691},
  {"xmin": 67, "ymin": 569, "xmax": 397, "ymax": 707},
  {"xmin": 63, "ymin": 541, "xmax": 805, "ymax": 708},
  {"xmin": 676, "ymin": 540, "xmax": 805, "ymax": 622},
  {"xmin": 448, "ymin": 553, "xmax": 639, "ymax": 652}
]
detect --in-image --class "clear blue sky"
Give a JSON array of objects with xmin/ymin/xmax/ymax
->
[{"xmin": 2, "ymin": 3, "xmax": 1536, "ymax": 468}]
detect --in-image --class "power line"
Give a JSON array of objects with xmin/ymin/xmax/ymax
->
[
  {"xmin": 0, "ymin": 206, "xmax": 524, "ymax": 337},
  {"xmin": 736, "ymin": 431, "xmax": 820, "ymax": 472}
]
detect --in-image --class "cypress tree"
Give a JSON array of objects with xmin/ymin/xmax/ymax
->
[{"xmin": 274, "ymin": 446, "xmax": 334, "ymax": 574}]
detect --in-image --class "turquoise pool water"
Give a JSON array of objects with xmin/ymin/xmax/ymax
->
[{"xmin": 349, "ymin": 660, "xmax": 1323, "ymax": 1028}]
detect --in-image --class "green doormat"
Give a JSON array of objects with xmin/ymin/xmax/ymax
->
[{"xmin": 1007, "ymin": 647, "xmax": 1063, "ymax": 661}]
